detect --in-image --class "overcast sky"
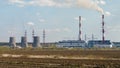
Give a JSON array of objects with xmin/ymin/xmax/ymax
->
[{"xmin": 0, "ymin": 0, "xmax": 120, "ymax": 42}]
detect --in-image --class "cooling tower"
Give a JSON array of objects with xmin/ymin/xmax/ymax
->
[
  {"xmin": 9, "ymin": 37, "xmax": 16, "ymax": 48},
  {"xmin": 32, "ymin": 36, "xmax": 40, "ymax": 47},
  {"xmin": 21, "ymin": 36, "xmax": 28, "ymax": 48}
]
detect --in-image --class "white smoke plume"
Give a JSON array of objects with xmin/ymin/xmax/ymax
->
[
  {"xmin": 96, "ymin": 0, "xmax": 106, "ymax": 5},
  {"xmin": 76, "ymin": 0, "xmax": 104, "ymax": 14},
  {"xmin": 8, "ymin": 0, "xmax": 104, "ymax": 14}
]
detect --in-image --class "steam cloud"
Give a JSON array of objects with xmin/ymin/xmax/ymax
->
[
  {"xmin": 9, "ymin": 0, "xmax": 105, "ymax": 14},
  {"xmin": 76, "ymin": 0, "xmax": 104, "ymax": 14}
]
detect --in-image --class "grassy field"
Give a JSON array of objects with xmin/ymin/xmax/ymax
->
[
  {"xmin": 0, "ymin": 46, "xmax": 120, "ymax": 68},
  {"xmin": 0, "ymin": 57, "xmax": 120, "ymax": 68}
]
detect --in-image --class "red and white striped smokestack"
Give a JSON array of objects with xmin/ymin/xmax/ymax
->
[
  {"xmin": 102, "ymin": 15, "xmax": 105, "ymax": 43},
  {"xmin": 79, "ymin": 16, "xmax": 82, "ymax": 41}
]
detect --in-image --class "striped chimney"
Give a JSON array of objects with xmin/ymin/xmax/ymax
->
[
  {"xmin": 79, "ymin": 16, "xmax": 82, "ymax": 41},
  {"xmin": 102, "ymin": 15, "xmax": 105, "ymax": 43}
]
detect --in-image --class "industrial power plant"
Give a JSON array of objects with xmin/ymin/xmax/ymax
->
[
  {"xmin": 6, "ymin": 15, "xmax": 120, "ymax": 48},
  {"xmin": 57, "ymin": 15, "xmax": 113, "ymax": 48}
]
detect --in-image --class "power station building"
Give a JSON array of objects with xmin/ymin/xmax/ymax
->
[
  {"xmin": 87, "ymin": 15, "xmax": 113, "ymax": 48},
  {"xmin": 56, "ymin": 15, "xmax": 114, "ymax": 48},
  {"xmin": 57, "ymin": 40, "xmax": 86, "ymax": 48},
  {"xmin": 57, "ymin": 16, "xmax": 86, "ymax": 48},
  {"xmin": 6, "ymin": 15, "xmax": 115, "ymax": 48},
  {"xmin": 88, "ymin": 40, "xmax": 112, "ymax": 48},
  {"xmin": 112, "ymin": 42, "xmax": 120, "ymax": 47}
]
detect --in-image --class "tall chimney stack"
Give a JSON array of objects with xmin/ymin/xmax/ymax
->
[
  {"xmin": 102, "ymin": 15, "xmax": 105, "ymax": 43},
  {"xmin": 79, "ymin": 16, "xmax": 82, "ymax": 41}
]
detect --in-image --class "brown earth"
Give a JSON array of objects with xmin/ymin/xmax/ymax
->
[{"xmin": 0, "ymin": 49, "xmax": 120, "ymax": 68}]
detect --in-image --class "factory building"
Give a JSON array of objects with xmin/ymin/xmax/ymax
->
[
  {"xmin": 6, "ymin": 15, "xmax": 116, "ymax": 48},
  {"xmin": 112, "ymin": 42, "xmax": 120, "ymax": 47},
  {"xmin": 57, "ymin": 15, "xmax": 113, "ymax": 48},
  {"xmin": 87, "ymin": 15, "xmax": 113, "ymax": 48},
  {"xmin": 57, "ymin": 40, "xmax": 86, "ymax": 48},
  {"xmin": 57, "ymin": 16, "xmax": 86, "ymax": 48},
  {"xmin": 88, "ymin": 40, "xmax": 112, "ymax": 48}
]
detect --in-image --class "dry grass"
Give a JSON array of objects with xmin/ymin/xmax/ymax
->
[{"xmin": 0, "ymin": 46, "xmax": 120, "ymax": 68}]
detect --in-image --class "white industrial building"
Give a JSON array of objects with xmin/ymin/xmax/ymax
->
[
  {"xmin": 57, "ymin": 40, "xmax": 86, "ymax": 48},
  {"xmin": 88, "ymin": 40, "xmax": 112, "ymax": 48},
  {"xmin": 112, "ymin": 42, "xmax": 120, "ymax": 47}
]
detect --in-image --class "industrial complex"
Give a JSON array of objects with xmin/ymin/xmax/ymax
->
[
  {"xmin": 57, "ymin": 15, "xmax": 113, "ymax": 48},
  {"xmin": 1, "ymin": 15, "xmax": 119, "ymax": 48}
]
